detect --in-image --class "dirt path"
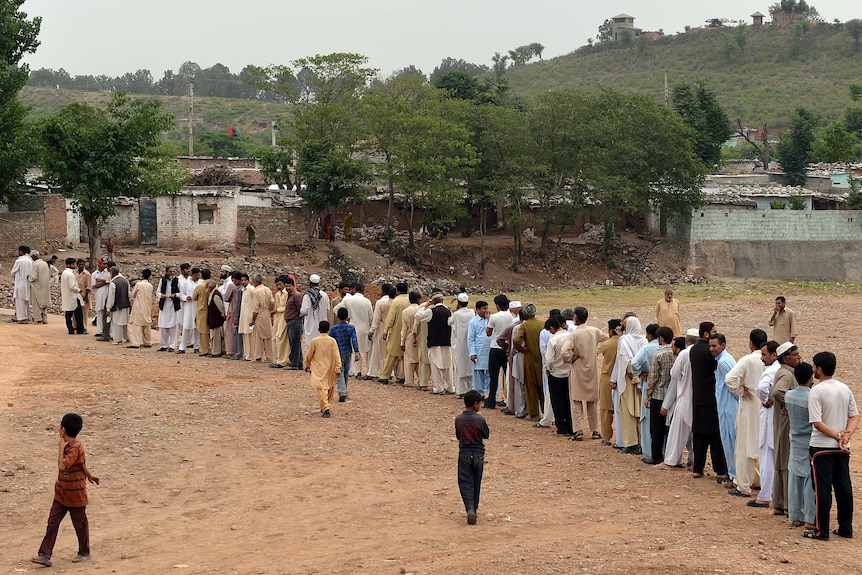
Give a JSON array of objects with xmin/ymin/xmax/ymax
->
[{"xmin": 1, "ymin": 290, "xmax": 859, "ymax": 575}]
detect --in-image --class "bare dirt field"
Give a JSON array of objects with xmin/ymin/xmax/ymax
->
[{"xmin": 1, "ymin": 284, "xmax": 860, "ymax": 575}]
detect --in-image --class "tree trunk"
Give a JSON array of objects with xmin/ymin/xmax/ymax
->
[
  {"xmin": 512, "ymin": 220, "xmax": 522, "ymax": 273},
  {"xmin": 479, "ymin": 206, "xmax": 486, "ymax": 276},
  {"xmin": 407, "ymin": 196, "xmax": 415, "ymax": 253},
  {"xmin": 84, "ymin": 215, "xmax": 101, "ymax": 272},
  {"xmin": 539, "ymin": 219, "xmax": 552, "ymax": 262},
  {"xmin": 602, "ymin": 219, "xmax": 614, "ymax": 255},
  {"xmin": 385, "ymin": 176, "xmax": 395, "ymax": 244}
]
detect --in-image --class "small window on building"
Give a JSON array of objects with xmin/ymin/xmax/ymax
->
[{"xmin": 198, "ymin": 204, "xmax": 217, "ymax": 224}]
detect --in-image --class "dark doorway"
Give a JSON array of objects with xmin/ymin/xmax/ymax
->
[{"xmin": 140, "ymin": 200, "xmax": 157, "ymax": 244}]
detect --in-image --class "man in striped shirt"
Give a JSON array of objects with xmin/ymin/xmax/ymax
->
[{"xmin": 645, "ymin": 327, "xmax": 675, "ymax": 465}]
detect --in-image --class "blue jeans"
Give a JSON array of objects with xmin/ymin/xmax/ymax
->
[
  {"xmin": 338, "ymin": 352, "xmax": 353, "ymax": 397},
  {"xmin": 457, "ymin": 448, "xmax": 485, "ymax": 513}
]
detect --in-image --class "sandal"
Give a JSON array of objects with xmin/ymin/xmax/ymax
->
[
  {"xmin": 802, "ymin": 529, "xmax": 828, "ymax": 540},
  {"xmin": 570, "ymin": 431, "xmax": 584, "ymax": 441},
  {"xmin": 747, "ymin": 500, "xmax": 770, "ymax": 508},
  {"xmin": 728, "ymin": 488, "xmax": 750, "ymax": 497},
  {"xmin": 591, "ymin": 431, "xmax": 602, "ymax": 439},
  {"xmin": 791, "ymin": 520, "xmax": 805, "ymax": 527},
  {"xmin": 692, "ymin": 473, "xmax": 704, "ymax": 478},
  {"xmin": 832, "ymin": 529, "xmax": 853, "ymax": 539}
]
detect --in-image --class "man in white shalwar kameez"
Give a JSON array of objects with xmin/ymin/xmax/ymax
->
[
  {"xmin": 156, "ymin": 266, "xmax": 181, "ymax": 351},
  {"xmin": 753, "ymin": 341, "xmax": 780, "ymax": 507},
  {"xmin": 177, "ymin": 265, "xmax": 200, "ymax": 353},
  {"xmin": 28, "ymin": 250, "xmax": 51, "ymax": 324},
  {"xmin": 449, "ymin": 294, "xmax": 476, "ymax": 396},
  {"xmin": 724, "ymin": 329, "xmax": 767, "ymax": 498},
  {"xmin": 658, "ymin": 329, "xmax": 699, "ymax": 468},
  {"xmin": 341, "ymin": 284, "xmax": 374, "ymax": 377},
  {"xmin": 300, "ymin": 274, "xmax": 330, "ymax": 353},
  {"xmin": 11, "ymin": 246, "xmax": 33, "ymax": 323},
  {"xmin": 105, "ymin": 267, "xmax": 131, "ymax": 344},
  {"xmin": 91, "ymin": 258, "xmax": 111, "ymax": 338}
]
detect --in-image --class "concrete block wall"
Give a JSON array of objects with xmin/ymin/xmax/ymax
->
[
  {"xmin": 157, "ymin": 187, "xmax": 239, "ymax": 250},
  {"xmin": 689, "ymin": 207, "xmax": 862, "ymax": 242},
  {"xmin": 236, "ymin": 206, "xmax": 307, "ymax": 247}
]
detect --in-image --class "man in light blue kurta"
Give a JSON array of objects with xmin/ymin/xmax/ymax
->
[
  {"xmin": 785, "ymin": 364, "xmax": 815, "ymax": 527},
  {"xmin": 467, "ymin": 302, "xmax": 491, "ymax": 398},
  {"xmin": 631, "ymin": 325, "xmax": 660, "ymax": 462},
  {"xmin": 713, "ymin": 339, "xmax": 738, "ymax": 480}
]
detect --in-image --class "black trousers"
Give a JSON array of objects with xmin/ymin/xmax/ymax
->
[
  {"xmin": 457, "ymin": 448, "xmax": 485, "ymax": 513},
  {"xmin": 692, "ymin": 404, "xmax": 728, "ymax": 475},
  {"xmin": 650, "ymin": 399, "xmax": 667, "ymax": 463},
  {"xmin": 548, "ymin": 374, "xmax": 572, "ymax": 435},
  {"xmin": 486, "ymin": 348, "xmax": 508, "ymax": 408},
  {"xmin": 286, "ymin": 319, "xmax": 304, "ymax": 368},
  {"xmin": 810, "ymin": 447, "xmax": 853, "ymax": 538},
  {"xmin": 65, "ymin": 302, "xmax": 84, "ymax": 334}
]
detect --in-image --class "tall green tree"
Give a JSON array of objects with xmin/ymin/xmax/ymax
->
[
  {"xmin": 0, "ymin": 0, "xmax": 41, "ymax": 201},
  {"xmin": 672, "ymin": 82, "xmax": 734, "ymax": 170},
  {"xmin": 813, "ymin": 120, "xmax": 860, "ymax": 204},
  {"xmin": 776, "ymin": 107, "xmax": 819, "ymax": 186},
  {"xmin": 38, "ymin": 94, "xmax": 185, "ymax": 266}
]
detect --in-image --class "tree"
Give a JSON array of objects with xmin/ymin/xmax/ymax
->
[
  {"xmin": 672, "ymin": 82, "xmax": 733, "ymax": 170},
  {"xmin": 776, "ymin": 107, "xmax": 819, "ymax": 186},
  {"xmin": 618, "ymin": 29, "xmax": 635, "ymax": 51},
  {"xmin": 848, "ymin": 20, "xmax": 862, "ymax": 51},
  {"xmin": 813, "ymin": 120, "xmax": 860, "ymax": 203},
  {"xmin": 0, "ymin": 0, "xmax": 41, "ymax": 201},
  {"xmin": 428, "ymin": 57, "xmax": 488, "ymax": 85},
  {"xmin": 38, "ymin": 94, "xmax": 185, "ymax": 267},
  {"xmin": 850, "ymin": 84, "xmax": 862, "ymax": 102},
  {"xmin": 734, "ymin": 23, "xmax": 748, "ymax": 53},
  {"xmin": 736, "ymin": 119, "xmax": 773, "ymax": 168},
  {"xmin": 529, "ymin": 42, "xmax": 545, "ymax": 60},
  {"xmin": 597, "ymin": 19, "xmax": 613, "ymax": 42},
  {"xmin": 197, "ymin": 130, "xmax": 251, "ymax": 158},
  {"xmin": 434, "ymin": 70, "xmax": 480, "ymax": 101},
  {"xmin": 491, "ymin": 52, "xmax": 509, "ymax": 79},
  {"xmin": 256, "ymin": 146, "xmax": 294, "ymax": 189},
  {"xmin": 297, "ymin": 137, "xmax": 369, "ymax": 216}
]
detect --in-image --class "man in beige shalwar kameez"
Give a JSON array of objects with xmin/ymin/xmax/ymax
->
[
  {"xmin": 305, "ymin": 320, "xmax": 342, "ymax": 417},
  {"xmin": 562, "ymin": 307, "xmax": 609, "ymax": 440},
  {"xmin": 368, "ymin": 285, "xmax": 393, "ymax": 379},
  {"xmin": 251, "ymin": 273, "xmax": 275, "ymax": 363},
  {"xmin": 28, "ymin": 251, "xmax": 51, "ymax": 324},
  {"xmin": 271, "ymin": 277, "xmax": 289, "ymax": 368},
  {"xmin": 128, "ymin": 269, "xmax": 154, "ymax": 348},
  {"xmin": 400, "ymin": 292, "xmax": 421, "ymax": 388}
]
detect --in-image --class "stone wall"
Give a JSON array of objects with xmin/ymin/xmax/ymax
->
[
  {"xmin": 101, "ymin": 202, "xmax": 140, "ymax": 244},
  {"xmin": 0, "ymin": 194, "xmax": 67, "ymax": 256},
  {"xmin": 689, "ymin": 206, "xmax": 862, "ymax": 242}
]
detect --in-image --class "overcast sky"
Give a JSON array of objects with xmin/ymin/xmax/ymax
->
[{"xmin": 20, "ymin": 1, "xmax": 861, "ymax": 79}]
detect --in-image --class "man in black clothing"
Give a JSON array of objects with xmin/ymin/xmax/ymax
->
[{"xmin": 689, "ymin": 321, "xmax": 728, "ymax": 479}]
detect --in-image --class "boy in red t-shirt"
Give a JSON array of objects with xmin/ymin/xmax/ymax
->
[{"xmin": 32, "ymin": 413, "xmax": 99, "ymax": 567}]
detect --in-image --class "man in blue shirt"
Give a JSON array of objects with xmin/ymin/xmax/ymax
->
[
  {"xmin": 631, "ymin": 323, "xmax": 660, "ymax": 463},
  {"xmin": 467, "ymin": 301, "xmax": 491, "ymax": 400},
  {"xmin": 329, "ymin": 307, "xmax": 360, "ymax": 402}
]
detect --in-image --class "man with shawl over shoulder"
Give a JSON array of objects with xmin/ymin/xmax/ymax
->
[{"xmin": 301, "ymin": 274, "xmax": 330, "ymax": 351}]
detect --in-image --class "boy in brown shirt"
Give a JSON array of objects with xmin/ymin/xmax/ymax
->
[{"xmin": 32, "ymin": 413, "xmax": 99, "ymax": 567}]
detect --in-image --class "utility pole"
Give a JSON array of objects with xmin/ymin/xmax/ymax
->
[
  {"xmin": 188, "ymin": 77, "xmax": 195, "ymax": 157},
  {"xmin": 271, "ymin": 120, "xmax": 277, "ymax": 147},
  {"xmin": 664, "ymin": 70, "xmax": 669, "ymax": 108}
]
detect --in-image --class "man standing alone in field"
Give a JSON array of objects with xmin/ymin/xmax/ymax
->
[{"xmin": 769, "ymin": 296, "xmax": 797, "ymax": 344}]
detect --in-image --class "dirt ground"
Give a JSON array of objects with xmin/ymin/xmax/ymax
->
[{"xmin": 1, "ymin": 287, "xmax": 860, "ymax": 575}]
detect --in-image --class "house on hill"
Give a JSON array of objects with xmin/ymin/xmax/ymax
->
[
  {"xmin": 611, "ymin": 13, "xmax": 638, "ymax": 40},
  {"xmin": 751, "ymin": 11, "xmax": 765, "ymax": 25}
]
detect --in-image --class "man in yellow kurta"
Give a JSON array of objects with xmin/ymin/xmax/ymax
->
[
  {"xmin": 193, "ymin": 270, "xmax": 212, "ymax": 355},
  {"xmin": 305, "ymin": 320, "xmax": 342, "ymax": 417},
  {"xmin": 251, "ymin": 273, "xmax": 275, "ymax": 363},
  {"xmin": 656, "ymin": 287, "xmax": 682, "ymax": 337},
  {"xmin": 128, "ymin": 269, "xmax": 154, "ymax": 348},
  {"xmin": 562, "ymin": 306, "xmax": 610, "ymax": 440},
  {"xmin": 513, "ymin": 303, "xmax": 544, "ymax": 420},
  {"xmin": 367, "ymin": 285, "xmax": 392, "ymax": 379},
  {"xmin": 28, "ymin": 251, "xmax": 52, "ymax": 324},
  {"xmin": 271, "ymin": 277, "xmax": 289, "ymax": 368},
  {"xmin": 379, "ymin": 283, "xmax": 410, "ymax": 383},
  {"xmin": 599, "ymin": 320, "xmax": 621, "ymax": 444}
]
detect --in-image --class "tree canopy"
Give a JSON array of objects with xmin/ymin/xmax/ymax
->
[
  {"xmin": 776, "ymin": 107, "xmax": 819, "ymax": 186},
  {"xmin": 38, "ymin": 94, "xmax": 185, "ymax": 265},
  {"xmin": 0, "ymin": 0, "xmax": 41, "ymax": 201}
]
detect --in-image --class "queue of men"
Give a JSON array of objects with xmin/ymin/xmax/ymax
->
[{"xmin": 10, "ymin": 261, "xmax": 859, "ymax": 540}]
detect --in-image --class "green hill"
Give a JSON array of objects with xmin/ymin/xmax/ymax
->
[
  {"xmin": 503, "ymin": 22, "xmax": 862, "ymax": 128},
  {"xmin": 20, "ymin": 87, "xmax": 286, "ymax": 147}
]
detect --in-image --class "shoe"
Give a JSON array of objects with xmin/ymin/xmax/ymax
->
[
  {"xmin": 496, "ymin": 401, "xmax": 506, "ymax": 407},
  {"xmin": 642, "ymin": 458, "xmax": 656, "ymax": 465},
  {"xmin": 194, "ymin": 349, "xmax": 200, "ymax": 354},
  {"xmin": 533, "ymin": 423, "xmax": 550, "ymax": 428},
  {"xmin": 747, "ymin": 500, "xmax": 770, "ymax": 508},
  {"xmin": 467, "ymin": 510, "xmax": 477, "ymax": 525},
  {"xmin": 832, "ymin": 529, "xmax": 853, "ymax": 539},
  {"xmin": 623, "ymin": 446, "xmax": 642, "ymax": 455},
  {"xmin": 397, "ymin": 378, "xmax": 405, "ymax": 385},
  {"xmin": 31, "ymin": 555, "xmax": 52, "ymax": 566},
  {"xmin": 377, "ymin": 378, "xmax": 390, "ymax": 384},
  {"xmin": 200, "ymin": 353, "xmax": 212, "ymax": 358},
  {"xmin": 601, "ymin": 440, "xmax": 612, "ymax": 446},
  {"xmin": 339, "ymin": 395, "xmax": 347, "ymax": 402},
  {"xmin": 591, "ymin": 431, "xmax": 602, "ymax": 440},
  {"xmin": 157, "ymin": 347, "xmax": 168, "ymax": 352},
  {"xmin": 322, "ymin": 409, "xmax": 331, "ymax": 418},
  {"xmin": 802, "ymin": 529, "xmax": 829, "ymax": 540},
  {"xmin": 773, "ymin": 508, "xmax": 787, "ymax": 516},
  {"xmin": 71, "ymin": 554, "xmax": 90, "ymax": 563},
  {"xmin": 515, "ymin": 413, "xmax": 527, "ymax": 419},
  {"xmin": 126, "ymin": 345, "xmax": 140, "ymax": 349},
  {"xmin": 141, "ymin": 344, "xmax": 152, "ymax": 348},
  {"xmin": 68, "ymin": 331, "xmax": 75, "ymax": 335},
  {"xmin": 500, "ymin": 408, "xmax": 513, "ymax": 415},
  {"xmin": 728, "ymin": 488, "xmax": 750, "ymax": 498},
  {"xmin": 269, "ymin": 363, "xmax": 284, "ymax": 368},
  {"xmin": 176, "ymin": 350, "xmax": 185, "ymax": 354}
]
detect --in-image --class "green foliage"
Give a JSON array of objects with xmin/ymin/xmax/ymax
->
[
  {"xmin": 776, "ymin": 108, "xmax": 819, "ymax": 186},
  {"xmin": 845, "ymin": 107, "xmax": 862, "ymax": 136},
  {"xmin": 597, "ymin": 19, "xmax": 613, "ymax": 43},
  {"xmin": 196, "ymin": 130, "xmax": 252, "ymax": 158},
  {"xmin": 428, "ymin": 57, "xmax": 489, "ymax": 85},
  {"xmin": 434, "ymin": 71, "xmax": 480, "ymax": 101},
  {"xmin": 787, "ymin": 194, "xmax": 806, "ymax": 209},
  {"xmin": 672, "ymin": 82, "xmax": 734, "ymax": 170},
  {"xmin": 770, "ymin": 200, "xmax": 786, "ymax": 209},
  {"xmin": 296, "ymin": 137, "xmax": 369, "ymax": 212},
  {"xmin": 813, "ymin": 120, "xmax": 857, "ymax": 163},
  {"xmin": 256, "ymin": 146, "xmax": 294, "ymax": 189},
  {"xmin": 0, "ymin": 0, "xmax": 41, "ymax": 200},
  {"xmin": 847, "ymin": 20, "xmax": 862, "ymax": 51},
  {"xmin": 850, "ymin": 84, "xmax": 862, "ymax": 102},
  {"xmin": 38, "ymin": 93, "xmax": 182, "ymax": 262},
  {"xmin": 618, "ymin": 29, "xmax": 635, "ymax": 51}
]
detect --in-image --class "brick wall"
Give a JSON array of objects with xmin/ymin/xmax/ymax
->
[
  {"xmin": 0, "ymin": 211, "xmax": 45, "ymax": 257},
  {"xmin": 101, "ymin": 203, "xmax": 140, "ymax": 244},
  {"xmin": 157, "ymin": 187, "xmax": 239, "ymax": 250},
  {"xmin": 236, "ymin": 206, "xmax": 307, "ymax": 247},
  {"xmin": 43, "ymin": 195, "xmax": 67, "ymax": 241}
]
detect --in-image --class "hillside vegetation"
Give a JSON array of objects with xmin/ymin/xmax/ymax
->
[
  {"xmin": 503, "ymin": 22, "xmax": 862, "ymax": 128},
  {"xmin": 18, "ymin": 22, "xmax": 862, "ymax": 136}
]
